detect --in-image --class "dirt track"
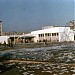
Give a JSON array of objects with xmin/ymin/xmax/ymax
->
[{"xmin": 4, "ymin": 59, "xmax": 49, "ymax": 64}]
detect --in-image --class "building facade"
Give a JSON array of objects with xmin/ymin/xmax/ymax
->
[
  {"xmin": 30, "ymin": 26, "xmax": 74, "ymax": 43},
  {"xmin": 0, "ymin": 21, "xmax": 2, "ymax": 36},
  {"xmin": 2, "ymin": 31, "xmax": 27, "ymax": 36},
  {"xmin": 0, "ymin": 36, "xmax": 9, "ymax": 44}
]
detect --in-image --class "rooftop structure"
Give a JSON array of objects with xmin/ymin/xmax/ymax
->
[{"xmin": 42, "ymin": 26, "xmax": 54, "ymax": 30}]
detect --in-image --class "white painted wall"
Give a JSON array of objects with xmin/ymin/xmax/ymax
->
[
  {"xmin": 59, "ymin": 27, "xmax": 74, "ymax": 42},
  {"xmin": 31, "ymin": 27, "xmax": 60, "ymax": 34},
  {"xmin": 0, "ymin": 36, "xmax": 9, "ymax": 44},
  {"xmin": 31, "ymin": 27, "xmax": 60, "ymax": 42}
]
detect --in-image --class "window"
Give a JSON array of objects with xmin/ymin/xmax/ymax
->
[
  {"xmin": 57, "ymin": 33, "xmax": 59, "ymax": 36},
  {"xmin": 49, "ymin": 33, "xmax": 51, "ymax": 36},
  {"xmin": 74, "ymin": 35, "xmax": 75, "ymax": 40},
  {"xmin": 52, "ymin": 33, "xmax": 53, "ymax": 36},
  {"xmin": 45, "ymin": 33, "xmax": 47, "ymax": 36},
  {"xmin": 48, "ymin": 33, "xmax": 49, "ymax": 36},
  {"xmin": 39, "ymin": 34, "xmax": 41, "ymax": 37},
  {"xmin": 52, "ymin": 33, "xmax": 56, "ymax": 36},
  {"xmin": 45, "ymin": 33, "xmax": 51, "ymax": 36},
  {"xmin": 39, "ymin": 34, "xmax": 44, "ymax": 37},
  {"xmin": 42, "ymin": 34, "xmax": 44, "ymax": 37},
  {"xmin": 40, "ymin": 34, "xmax": 42, "ymax": 37}
]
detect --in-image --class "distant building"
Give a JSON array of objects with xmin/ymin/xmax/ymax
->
[
  {"xmin": 0, "ymin": 21, "xmax": 2, "ymax": 36},
  {"xmin": 3, "ymin": 31, "xmax": 27, "ymax": 36},
  {"xmin": 0, "ymin": 36, "xmax": 9, "ymax": 44},
  {"xmin": 2, "ymin": 32, "xmax": 27, "ymax": 44}
]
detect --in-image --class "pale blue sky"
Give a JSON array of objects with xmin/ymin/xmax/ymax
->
[{"xmin": 0, "ymin": 0, "xmax": 74, "ymax": 32}]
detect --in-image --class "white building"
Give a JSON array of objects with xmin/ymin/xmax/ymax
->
[
  {"xmin": 29, "ymin": 26, "xmax": 75, "ymax": 43},
  {"xmin": 0, "ymin": 36, "xmax": 9, "ymax": 44}
]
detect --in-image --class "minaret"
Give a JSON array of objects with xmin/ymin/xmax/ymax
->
[
  {"xmin": 70, "ymin": 20, "xmax": 74, "ymax": 29},
  {"xmin": 0, "ymin": 21, "xmax": 2, "ymax": 36}
]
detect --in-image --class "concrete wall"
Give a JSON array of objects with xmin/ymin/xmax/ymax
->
[
  {"xmin": 0, "ymin": 36, "xmax": 9, "ymax": 44},
  {"xmin": 31, "ymin": 27, "xmax": 60, "ymax": 42},
  {"xmin": 59, "ymin": 27, "xmax": 74, "ymax": 42}
]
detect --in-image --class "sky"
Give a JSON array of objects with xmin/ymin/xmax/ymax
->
[{"xmin": 0, "ymin": 0, "xmax": 74, "ymax": 32}]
